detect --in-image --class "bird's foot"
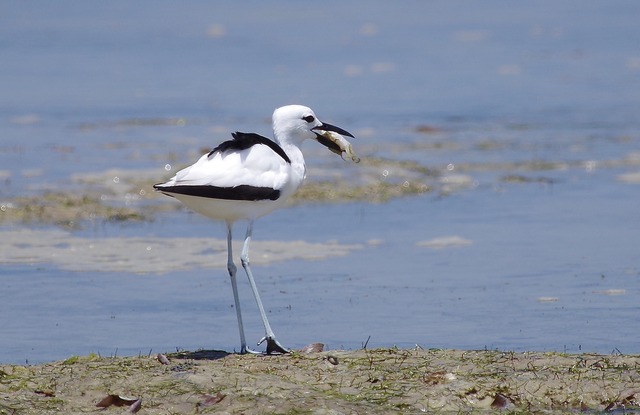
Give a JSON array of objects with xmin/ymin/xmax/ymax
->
[
  {"xmin": 242, "ymin": 347, "xmax": 263, "ymax": 355},
  {"xmin": 238, "ymin": 337, "xmax": 290, "ymax": 355},
  {"xmin": 257, "ymin": 335, "xmax": 290, "ymax": 355}
]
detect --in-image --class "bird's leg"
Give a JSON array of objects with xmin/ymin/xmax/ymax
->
[
  {"xmin": 241, "ymin": 221, "xmax": 289, "ymax": 354},
  {"xmin": 226, "ymin": 224, "xmax": 248, "ymax": 354}
]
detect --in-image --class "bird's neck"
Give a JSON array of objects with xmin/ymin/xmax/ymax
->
[{"xmin": 279, "ymin": 141, "xmax": 306, "ymax": 179}]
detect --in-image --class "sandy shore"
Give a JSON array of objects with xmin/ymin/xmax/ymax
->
[{"xmin": 1, "ymin": 347, "xmax": 639, "ymax": 414}]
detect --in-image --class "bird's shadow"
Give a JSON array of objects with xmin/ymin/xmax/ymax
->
[{"xmin": 169, "ymin": 349, "xmax": 231, "ymax": 361}]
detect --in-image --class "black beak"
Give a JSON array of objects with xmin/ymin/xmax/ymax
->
[
  {"xmin": 312, "ymin": 122, "xmax": 355, "ymax": 138},
  {"xmin": 311, "ymin": 122, "xmax": 355, "ymax": 155}
]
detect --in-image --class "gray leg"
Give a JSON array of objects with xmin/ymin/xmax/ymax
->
[
  {"xmin": 226, "ymin": 223, "xmax": 247, "ymax": 354},
  {"xmin": 241, "ymin": 221, "xmax": 289, "ymax": 354}
]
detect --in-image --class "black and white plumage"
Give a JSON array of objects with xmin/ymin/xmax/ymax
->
[{"xmin": 154, "ymin": 105, "xmax": 356, "ymax": 354}]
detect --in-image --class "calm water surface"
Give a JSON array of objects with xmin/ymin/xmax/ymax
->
[{"xmin": 1, "ymin": 1, "xmax": 639, "ymax": 363}]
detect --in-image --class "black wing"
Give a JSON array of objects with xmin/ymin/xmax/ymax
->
[{"xmin": 208, "ymin": 132, "xmax": 291, "ymax": 164}]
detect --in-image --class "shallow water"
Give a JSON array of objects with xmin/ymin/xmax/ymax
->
[{"xmin": 1, "ymin": 1, "xmax": 640, "ymax": 363}]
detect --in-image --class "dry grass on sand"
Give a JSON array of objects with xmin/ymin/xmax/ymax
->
[{"xmin": 1, "ymin": 347, "xmax": 640, "ymax": 414}]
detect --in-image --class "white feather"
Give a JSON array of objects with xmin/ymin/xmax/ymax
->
[{"xmin": 169, "ymin": 143, "xmax": 291, "ymax": 190}]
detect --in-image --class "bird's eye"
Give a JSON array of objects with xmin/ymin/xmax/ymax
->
[{"xmin": 303, "ymin": 115, "xmax": 315, "ymax": 123}]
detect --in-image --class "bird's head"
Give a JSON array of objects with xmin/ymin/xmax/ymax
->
[{"xmin": 272, "ymin": 105, "xmax": 359, "ymax": 162}]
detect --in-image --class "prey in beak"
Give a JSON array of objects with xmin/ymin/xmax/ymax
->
[{"xmin": 311, "ymin": 122, "xmax": 360, "ymax": 163}]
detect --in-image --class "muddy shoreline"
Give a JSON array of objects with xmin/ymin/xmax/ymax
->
[{"xmin": 2, "ymin": 347, "xmax": 639, "ymax": 414}]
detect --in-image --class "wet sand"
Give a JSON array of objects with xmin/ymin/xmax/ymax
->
[{"xmin": 1, "ymin": 347, "xmax": 639, "ymax": 414}]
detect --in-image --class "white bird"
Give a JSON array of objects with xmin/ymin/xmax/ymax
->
[{"xmin": 154, "ymin": 105, "xmax": 357, "ymax": 354}]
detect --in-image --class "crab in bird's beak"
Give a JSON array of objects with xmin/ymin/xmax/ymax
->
[{"xmin": 311, "ymin": 122, "xmax": 360, "ymax": 163}]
